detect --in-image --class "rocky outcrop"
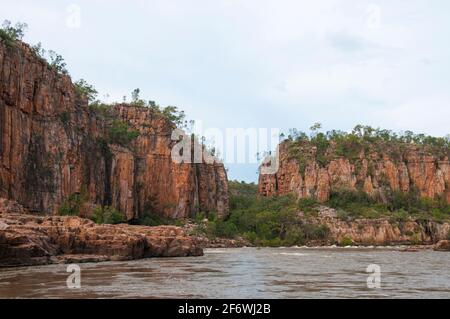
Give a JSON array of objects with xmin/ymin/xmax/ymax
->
[
  {"xmin": 0, "ymin": 41, "xmax": 228, "ymax": 221},
  {"xmin": 259, "ymin": 141, "xmax": 450, "ymax": 203},
  {"xmin": 314, "ymin": 216, "xmax": 450, "ymax": 246},
  {"xmin": 0, "ymin": 199, "xmax": 202, "ymax": 267},
  {"xmin": 434, "ymin": 240, "xmax": 450, "ymax": 251}
]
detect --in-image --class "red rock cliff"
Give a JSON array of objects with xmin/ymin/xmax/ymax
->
[
  {"xmin": 259, "ymin": 140, "xmax": 450, "ymax": 203},
  {"xmin": 0, "ymin": 41, "xmax": 228, "ymax": 220}
]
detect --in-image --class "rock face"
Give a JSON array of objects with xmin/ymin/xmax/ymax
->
[
  {"xmin": 259, "ymin": 141, "xmax": 450, "ymax": 203},
  {"xmin": 0, "ymin": 41, "xmax": 228, "ymax": 221},
  {"xmin": 434, "ymin": 240, "xmax": 450, "ymax": 251},
  {"xmin": 312, "ymin": 215, "xmax": 450, "ymax": 246},
  {"xmin": 0, "ymin": 199, "xmax": 202, "ymax": 267}
]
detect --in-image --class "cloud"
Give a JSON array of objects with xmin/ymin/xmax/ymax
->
[{"xmin": 1, "ymin": 0, "xmax": 450, "ymax": 182}]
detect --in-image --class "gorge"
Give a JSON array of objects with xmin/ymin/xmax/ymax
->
[{"xmin": 1, "ymin": 33, "xmax": 450, "ymax": 268}]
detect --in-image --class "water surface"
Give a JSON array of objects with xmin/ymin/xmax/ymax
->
[{"xmin": 0, "ymin": 247, "xmax": 449, "ymax": 299}]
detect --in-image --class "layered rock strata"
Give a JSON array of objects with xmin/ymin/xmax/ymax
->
[
  {"xmin": 0, "ymin": 199, "xmax": 202, "ymax": 267},
  {"xmin": 0, "ymin": 41, "xmax": 228, "ymax": 221}
]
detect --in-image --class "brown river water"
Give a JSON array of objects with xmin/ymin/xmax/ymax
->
[{"xmin": 0, "ymin": 247, "xmax": 449, "ymax": 299}]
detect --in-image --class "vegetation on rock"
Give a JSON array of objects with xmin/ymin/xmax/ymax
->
[
  {"xmin": 327, "ymin": 188, "xmax": 450, "ymax": 222},
  {"xmin": 92, "ymin": 206, "xmax": 125, "ymax": 225},
  {"xmin": 58, "ymin": 192, "xmax": 88, "ymax": 217},
  {"xmin": 200, "ymin": 181, "xmax": 450, "ymax": 247},
  {"xmin": 0, "ymin": 20, "xmax": 27, "ymax": 46},
  {"xmin": 75, "ymin": 79, "xmax": 98, "ymax": 103},
  {"xmin": 194, "ymin": 181, "xmax": 331, "ymax": 246},
  {"xmin": 108, "ymin": 120, "xmax": 140, "ymax": 147},
  {"xmin": 286, "ymin": 124, "xmax": 450, "ymax": 175}
]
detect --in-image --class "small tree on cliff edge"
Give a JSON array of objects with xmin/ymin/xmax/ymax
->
[
  {"xmin": 0, "ymin": 20, "xmax": 28, "ymax": 46},
  {"xmin": 75, "ymin": 79, "xmax": 98, "ymax": 103},
  {"xmin": 131, "ymin": 88, "xmax": 146, "ymax": 107}
]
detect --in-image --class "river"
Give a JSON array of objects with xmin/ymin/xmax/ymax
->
[{"xmin": 0, "ymin": 247, "xmax": 449, "ymax": 299}]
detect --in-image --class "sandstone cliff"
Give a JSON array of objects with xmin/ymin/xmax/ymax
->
[
  {"xmin": 309, "ymin": 209, "xmax": 450, "ymax": 246},
  {"xmin": 0, "ymin": 41, "xmax": 228, "ymax": 221},
  {"xmin": 259, "ymin": 140, "xmax": 450, "ymax": 203}
]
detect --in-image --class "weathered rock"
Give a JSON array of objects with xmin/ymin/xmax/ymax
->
[
  {"xmin": 309, "ymin": 216, "xmax": 450, "ymax": 246},
  {"xmin": 434, "ymin": 240, "xmax": 450, "ymax": 251},
  {"xmin": 0, "ymin": 41, "xmax": 228, "ymax": 221},
  {"xmin": 0, "ymin": 204, "xmax": 203, "ymax": 267},
  {"xmin": 259, "ymin": 141, "xmax": 450, "ymax": 203}
]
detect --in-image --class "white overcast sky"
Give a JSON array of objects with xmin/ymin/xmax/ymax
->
[{"xmin": 1, "ymin": 0, "xmax": 449, "ymax": 182}]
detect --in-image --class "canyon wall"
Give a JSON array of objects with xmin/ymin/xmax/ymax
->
[
  {"xmin": 0, "ymin": 41, "xmax": 228, "ymax": 221},
  {"xmin": 309, "ymin": 209, "xmax": 450, "ymax": 246},
  {"xmin": 259, "ymin": 141, "xmax": 450, "ymax": 203}
]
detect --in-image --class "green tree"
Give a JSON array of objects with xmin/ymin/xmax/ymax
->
[
  {"xmin": 109, "ymin": 120, "xmax": 140, "ymax": 146},
  {"xmin": 75, "ymin": 79, "xmax": 98, "ymax": 103},
  {"xmin": 0, "ymin": 20, "xmax": 28, "ymax": 46},
  {"xmin": 131, "ymin": 88, "xmax": 146, "ymax": 107},
  {"xmin": 48, "ymin": 50, "xmax": 68, "ymax": 74}
]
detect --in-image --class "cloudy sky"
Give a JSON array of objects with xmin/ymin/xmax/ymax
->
[{"xmin": 2, "ymin": 0, "xmax": 449, "ymax": 182}]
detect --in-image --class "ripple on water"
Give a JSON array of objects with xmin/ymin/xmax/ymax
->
[{"xmin": 0, "ymin": 247, "xmax": 449, "ymax": 298}]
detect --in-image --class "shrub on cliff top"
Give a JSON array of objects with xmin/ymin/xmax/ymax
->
[
  {"xmin": 47, "ymin": 50, "xmax": 68, "ymax": 75},
  {"xmin": 75, "ymin": 79, "xmax": 98, "ymax": 103},
  {"xmin": 0, "ymin": 20, "xmax": 27, "ymax": 46},
  {"xmin": 285, "ymin": 124, "xmax": 450, "ymax": 171}
]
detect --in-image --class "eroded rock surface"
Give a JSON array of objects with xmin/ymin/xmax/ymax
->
[
  {"xmin": 0, "ymin": 41, "xmax": 228, "ymax": 220},
  {"xmin": 259, "ymin": 142, "xmax": 450, "ymax": 203},
  {"xmin": 0, "ymin": 199, "xmax": 202, "ymax": 267}
]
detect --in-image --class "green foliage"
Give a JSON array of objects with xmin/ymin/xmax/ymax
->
[
  {"xmin": 339, "ymin": 236, "xmax": 354, "ymax": 247},
  {"xmin": 0, "ymin": 21, "xmax": 71, "ymax": 76},
  {"xmin": 59, "ymin": 192, "xmax": 87, "ymax": 216},
  {"xmin": 75, "ymin": 79, "xmax": 98, "ymax": 103},
  {"xmin": 89, "ymin": 102, "xmax": 114, "ymax": 120},
  {"xmin": 285, "ymin": 124, "xmax": 450, "ymax": 171},
  {"xmin": 108, "ymin": 120, "xmax": 140, "ymax": 147},
  {"xmin": 131, "ymin": 88, "xmax": 146, "ymax": 107},
  {"xmin": 31, "ymin": 42, "xmax": 46, "ymax": 59},
  {"xmin": 205, "ymin": 220, "xmax": 239, "ymax": 239},
  {"xmin": 92, "ymin": 206, "xmax": 124, "ymax": 225},
  {"xmin": 0, "ymin": 20, "xmax": 27, "ymax": 46},
  {"xmin": 161, "ymin": 106, "xmax": 186, "ymax": 126},
  {"xmin": 127, "ymin": 89, "xmax": 187, "ymax": 126},
  {"xmin": 228, "ymin": 180, "xmax": 258, "ymax": 211},
  {"xmin": 410, "ymin": 233, "xmax": 422, "ymax": 245},
  {"xmin": 298, "ymin": 198, "xmax": 320, "ymax": 215},
  {"xmin": 60, "ymin": 112, "xmax": 70, "ymax": 124},
  {"xmin": 328, "ymin": 188, "xmax": 375, "ymax": 210},
  {"xmin": 328, "ymin": 187, "xmax": 450, "ymax": 222},
  {"xmin": 47, "ymin": 50, "xmax": 68, "ymax": 75},
  {"xmin": 136, "ymin": 211, "xmax": 183, "ymax": 227},
  {"xmin": 194, "ymin": 182, "xmax": 331, "ymax": 246}
]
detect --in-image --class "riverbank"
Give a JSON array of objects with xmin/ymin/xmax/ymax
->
[
  {"xmin": 0, "ymin": 210, "xmax": 203, "ymax": 268},
  {"xmin": 2, "ymin": 197, "xmax": 449, "ymax": 268}
]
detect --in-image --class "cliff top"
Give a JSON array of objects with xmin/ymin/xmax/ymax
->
[{"xmin": 283, "ymin": 125, "xmax": 450, "ymax": 168}]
